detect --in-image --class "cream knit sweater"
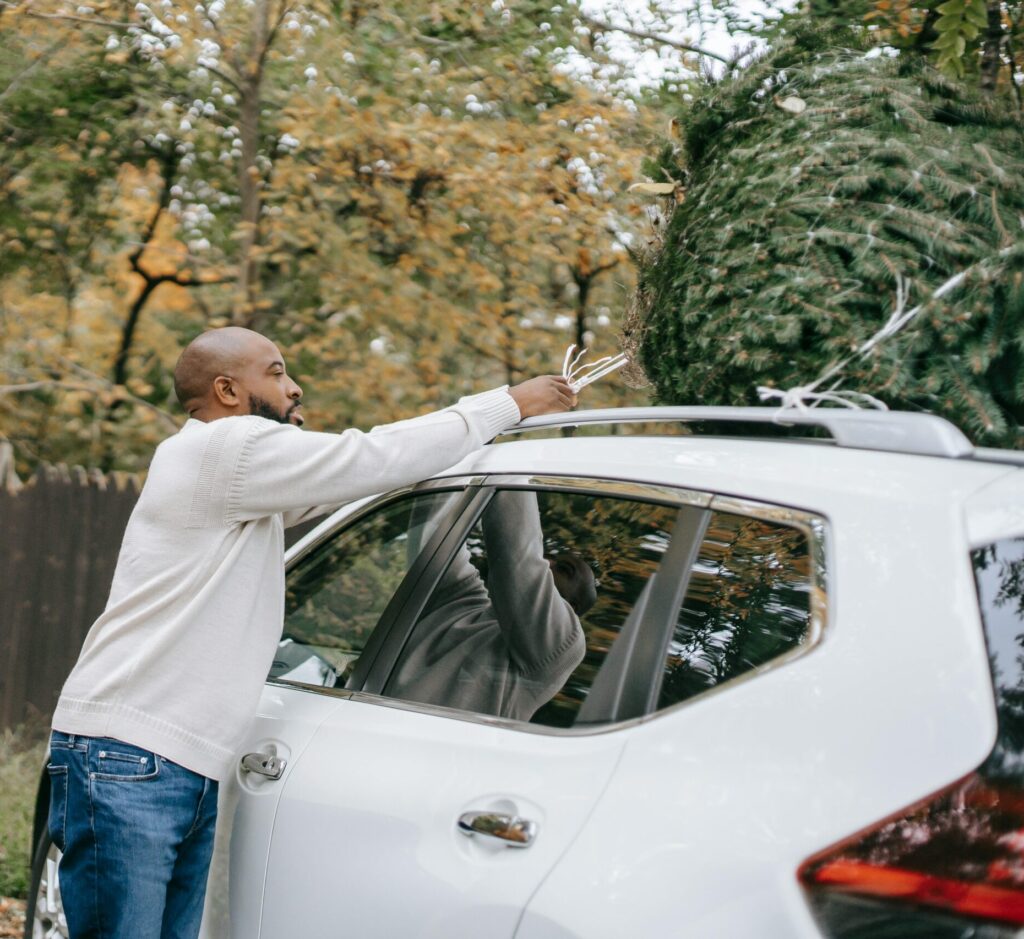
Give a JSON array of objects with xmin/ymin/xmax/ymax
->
[{"xmin": 52, "ymin": 388, "xmax": 521, "ymax": 780}]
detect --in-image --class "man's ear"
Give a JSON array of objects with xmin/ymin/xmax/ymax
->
[{"xmin": 212, "ymin": 375, "xmax": 240, "ymax": 409}]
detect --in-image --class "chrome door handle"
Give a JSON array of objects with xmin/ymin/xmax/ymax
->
[
  {"xmin": 457, "ymin": 811, "xmax": 537, "ymax": 848},
  {"xmin": 240, "ymin": 750, "xmax": 287, "ymax": 780}
]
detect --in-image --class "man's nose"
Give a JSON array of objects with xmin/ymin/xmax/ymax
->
[{"xmin": 288, "ymin": 378, "xmax": 302, "ymax": 400}]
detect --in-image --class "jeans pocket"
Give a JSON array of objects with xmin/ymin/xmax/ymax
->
[
  {"xmin": 46, "ymin": 764, "xmax": 68, "ymax": 853},
  {"xmin": 92, "ymin": 745, "xmax": 160, "ymax": 782}
]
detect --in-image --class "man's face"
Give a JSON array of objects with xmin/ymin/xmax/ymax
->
[{"xmin": 236, "ymin": 338, "xmax": 304, "ymax": 427}]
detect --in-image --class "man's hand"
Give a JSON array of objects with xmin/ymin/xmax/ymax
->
[{"xmin": 509, "ymin": 376, "xmax": 578, "ymax": 420}]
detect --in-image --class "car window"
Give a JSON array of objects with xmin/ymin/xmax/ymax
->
[
  {"xmin": 656, "ymin": 509, "xmax": 814, "ymax": 711},
  {"xmin": 384, "ymin": 487, "xmax": 681, "ymax": 728},
  {"xmin": 271, "ymin": 490, "xmax": 461, "ymax": 688}
]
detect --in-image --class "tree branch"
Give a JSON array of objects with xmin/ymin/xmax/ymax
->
[
  {"xmin": 259, "ymin": 0, "xmax": 293, "ymax": 72},
  {"xmin": 203, "ymin": 13, "xmax": 243, "ymax": 80},
  {"xmin": 409, "ymin": 28, "xmax": 473, "ymax": 50},
  {"xmin": 457, "ymin": 335, "xmax": 516, "ymax": 370},
  {"xmin": 0, "ymin": 0, "xmax": 133, "ymax": 29},
  {"xmin": 203, "ymin": 62, "xmax": 244, "ymax": 95},
  {"xmin": 0, "ymin": 380, "xmax": 94, "ymax": 394},
  {"xmin": 59, "ymin": 358, "xmax": 183, "ymax": 430},
  {"xmin": 579, "ymin": 15, "xmax": 732, "ymax": 65},
  {"xmin": 0, "ymin": 375, "xmax": 182, "ymax": 432},
  {"xmin": 0, "ymin": 37, "xmax": 65, "ymax": 104}
]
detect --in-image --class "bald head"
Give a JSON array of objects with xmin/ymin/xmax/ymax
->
[
  {"xmin": 173, "ymin": 327, "xmax": 304, "ymax": 425},
  {"xmin": 173, "ymin": 328, "xmax": 261, "ymax": 413}
]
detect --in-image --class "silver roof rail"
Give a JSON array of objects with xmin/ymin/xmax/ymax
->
[{"xmin": 494, "ymin": 407, "xmax": 976, "ymax": 459}]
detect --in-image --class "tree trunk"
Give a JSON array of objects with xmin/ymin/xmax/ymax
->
[
  {"xmin": 233, "ymin": 0, "xmax": 271, "ymax": 326},
  {"xmin": 980, "ymin": 0, "xmax": 1004, "ymax": 96},
  {"xmin": 574, "ymin": 273, "xmax": 590, "ymax": 352},
  {"xmin": 113, "ymin": 279, "xmax": 159, "ymax": 388},
  {"xmin": 112, "ymin": 147, "xmax": 178, "ymax": 386}
]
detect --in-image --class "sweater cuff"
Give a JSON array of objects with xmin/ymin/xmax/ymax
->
[{"xmin": 456, "ymin": 386, "xmax": 522, "ymax": 439}]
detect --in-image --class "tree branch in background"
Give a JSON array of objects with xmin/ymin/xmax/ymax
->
[
  {"xmin": 203, "ymin": 12, "xmax": 243, "ymax": 80},
  {"xmin": 579, "ymin": 14, "xmax": 733, "ymax": 66},
  {"xmin": 571, "ymin": 255, "xmax": 619, "ymax": 351},
  {"xmin": 0, "ymin": 375, "xmax": 182, "ymax": 432},
  {"xmin": 202, "ymin": 62, "xmax": 244, "ymax": 96},
  {"xmin": 0, "ymin": 0, "xmax": 133, "ymax": 29},
  {"xmin": 0, "ymin": 38, "xmax": 64, "ymax": 105},
  {"xmin": 113, "ymin": 145, "xmax": 231, "ymax": 386},
  {"xmin": 260, "ymin": 0, "xmax": 293, "ymax": 72},
  {"xmin": 59, "ymin": 358, "xmax": 181, "ymax": 429},
  {"xmin": 457, "ymin": 335, "xmax": 514, "ymax": 371}
]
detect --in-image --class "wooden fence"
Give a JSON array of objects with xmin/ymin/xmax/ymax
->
[
  {"xmin": 0, "ymin": 440, "xmax": 324, "ymax": 731},
  {"xmin": 0, "ymin": 441, "xmax": 142, "ymax": 730}
]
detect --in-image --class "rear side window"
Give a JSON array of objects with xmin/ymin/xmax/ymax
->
[{"xmin": 657, "ymin": 509, "xmax": 816, "ymax": 711}]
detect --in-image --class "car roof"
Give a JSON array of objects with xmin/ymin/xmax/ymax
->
[{"xmin": 440, "ymin": 432, "xmax": 1014, "ymax": 514}]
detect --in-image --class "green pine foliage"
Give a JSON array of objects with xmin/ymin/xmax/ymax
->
[{"xmin": 635, "ymin": 28, "xmax": 1024, "ymax": 447}]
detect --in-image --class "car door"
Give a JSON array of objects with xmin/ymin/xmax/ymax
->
[{"xmin": 225, "ymin": 476, "xmax": 706, "ymax": 939}]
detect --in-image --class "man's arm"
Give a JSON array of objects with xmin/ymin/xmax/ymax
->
[
  {"xmin": 220, "ymin": 377, "xmax": 573, "ymax": 526},
  {"xmin": 480, "ymin": 490, "xmax": 585, "ymax": 675}
]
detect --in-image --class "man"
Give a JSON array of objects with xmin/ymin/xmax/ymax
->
[
  {"xmin": 389, "ymin": 489, "xmax": 596, "ymax": 721},
  {"xmin": 46, "ymin": 327, "xmax": 576, "ymax": 939}
]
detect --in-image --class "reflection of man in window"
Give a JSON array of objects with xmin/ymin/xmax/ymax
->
[{"xmin": 390, "ymin": 491, "xmax": 596, "ymax": 721}]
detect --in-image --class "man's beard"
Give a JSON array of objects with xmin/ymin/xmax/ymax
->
[{"xmin": 249, "ymin": 395, "xmax": 301, "ymax": 425}]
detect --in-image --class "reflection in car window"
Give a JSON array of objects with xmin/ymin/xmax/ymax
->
[
  {"xmin": 657, "ymin": 511, "xmax": 813, "ymax": 710},
  {"xmin": 271, "ymin": 491, "xmax": 459, "ymax": 688},
  {"xmin": 385, "ymin": 488, "xmax": 680, "ymax": 728}
]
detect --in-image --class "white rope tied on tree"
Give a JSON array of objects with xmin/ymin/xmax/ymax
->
[
  {"xmin": 562, "ymin": 344, "xmax": 628, "ymax": 392},
  {"xmin": 756, "ymin": 383, "xmax": 890, "ymax": 413},
  {"xmin": 756, "ymin": 252, "xmax": 1003, "ymax": 418}
]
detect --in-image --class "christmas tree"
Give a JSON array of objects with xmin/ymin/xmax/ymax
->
[{"xmin": 633, "ymin": 28, "xmax": 1024, "ymax": 447}]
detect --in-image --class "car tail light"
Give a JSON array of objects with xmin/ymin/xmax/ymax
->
[{"xmin": 799, "ymin": 536, "xmax": 1024, "ymax": 938}]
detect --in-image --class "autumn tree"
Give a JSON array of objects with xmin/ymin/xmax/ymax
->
[{"xmin": 0, "ymin": 0, "xmax": 668, "ymax": 473}]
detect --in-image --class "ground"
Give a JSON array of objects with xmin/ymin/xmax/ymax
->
[{"xmin": 0, "ymin": 897, "xmax": 25, "ymax": 938}]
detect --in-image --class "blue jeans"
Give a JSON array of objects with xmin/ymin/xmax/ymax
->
[{"xmin": 46, "ymin": 732, "xmax": 218, "ymax": 939}]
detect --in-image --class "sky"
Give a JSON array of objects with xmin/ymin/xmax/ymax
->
[{"xmin": 568, "ymin": 0, "xmax": 793, "ymax": 93}]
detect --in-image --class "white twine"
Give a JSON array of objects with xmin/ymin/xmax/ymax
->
[
  {"xmin": 562, "ymin": 344, "xmax": 629, "ymax": 392},
  {"xmin": 756, "ymin": 383, "xmax": 890, "ymax": 412},
  {"xmin": 757, "ymin": 258, "xmax": 992, "ymax": 418}
]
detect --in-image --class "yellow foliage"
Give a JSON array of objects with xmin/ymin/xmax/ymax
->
[{"xmin": 1, "ymin": 0, "xmax": 662, "ymax": 472}]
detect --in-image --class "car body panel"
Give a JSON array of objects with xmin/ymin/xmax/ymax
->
[
  {"xmin": 254, "ymin": 694, "xmax": 625, "ymax": 939},
  {"xmin": 201, "ymin": 686, "xmax": 339, "ymax": 939},
  {"xmin": 964, "ymin": 467, "xmax": 1024, "ymax": 547},
  {"xmin": 439, "ymin": 436, "xmax": 1008, "ymax": 515}
]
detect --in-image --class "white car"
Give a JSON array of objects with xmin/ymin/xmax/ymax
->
[{"xmin": 27, "ymin": 406, "xmax": 1024, "ymax": 939}]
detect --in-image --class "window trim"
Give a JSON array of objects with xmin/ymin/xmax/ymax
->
[{"xmin": 269, "ymin": 474, "xmax": 829, "ymax": 736}]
